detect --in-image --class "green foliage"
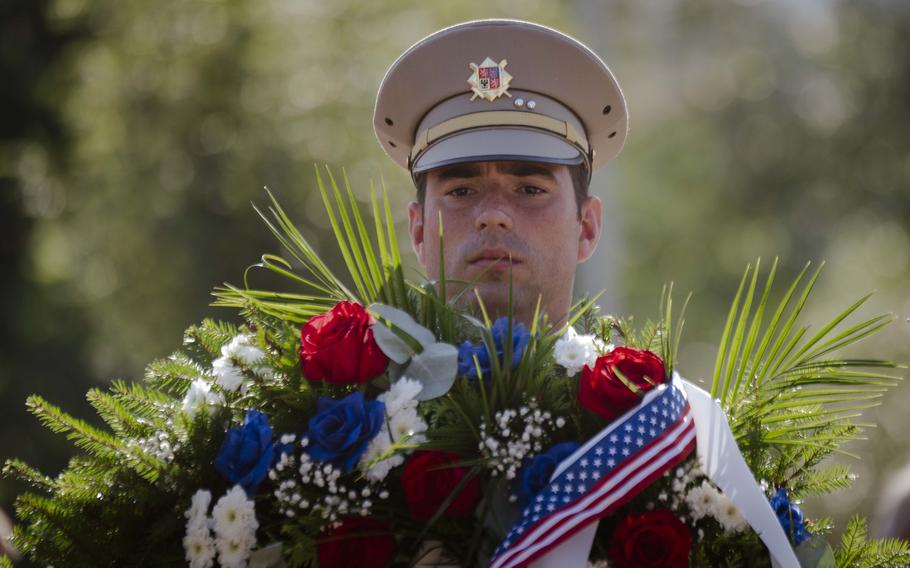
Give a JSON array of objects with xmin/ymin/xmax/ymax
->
[
  {"xmin": 5, "ymin": 2, "xmax": 910, "ymax": 541},
  {"xmin": 709, "ymin": 260, "xmax": 900, "ymax": 486},
  {"xmin": 213, "ymin": 173, "xmax": 411, "ymax": 322},
  {"xmin": 2, "ymin": 340, "xmax": 221, "ymax": 565},
  {"xmin": 4, "ymin": 181, "xmax": 906, "ymax": 565},
  {"xmin": 835, "ymin": 516, "xmax": 910, "ymax": 567}
]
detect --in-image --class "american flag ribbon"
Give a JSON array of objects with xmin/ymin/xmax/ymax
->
[{"xmin": 489, "ymin": 378, "xmax": 697, "ymax": 568}]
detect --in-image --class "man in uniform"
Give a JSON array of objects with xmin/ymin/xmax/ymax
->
[{"xmin": 373, "ymin": 19, "xmax": 628, "ymax": 327}]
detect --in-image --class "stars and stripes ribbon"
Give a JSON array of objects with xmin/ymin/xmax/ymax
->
[{"xmin": 489, "ymin": 377, "xmax": 697, "ymax": 568}]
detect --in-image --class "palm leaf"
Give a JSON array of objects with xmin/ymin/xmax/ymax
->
[
  {"xmin": 213, "ymin": 169, "xmax": 411, "ymax": 322},
  {"xmin": 710, "ymin": 261, "xmax": 901, "ymax": 475}
]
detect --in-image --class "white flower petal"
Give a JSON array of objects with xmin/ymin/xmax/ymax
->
[
  {"xmin": 212, "ymin": 357, "xmax": 245, "ymax": 392},
  {"xmin": 685, "ymin": 481, "xmax": 720, "ymax": 521},
  {"xmin": 182, "ymin": 381, "xmax": 224, "ymax": 417},
  {"xmin": 222, "ymin": 334, "xmax": 266, "ymax": 367}
]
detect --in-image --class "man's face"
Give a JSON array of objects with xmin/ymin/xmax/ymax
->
[{"xmin": 408, "ymin": 161, "xmax": 602, "ymax": 326}]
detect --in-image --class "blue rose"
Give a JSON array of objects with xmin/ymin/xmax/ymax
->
[
  {"xmin": 214, "ymin": 409, "xmax": 275, "ymax": 496},
  {"xmin": 305, "ymin": 392, "xmax": 385, "ymax": 472},
  {"xmin": 458, "ymin": 317, "xmax": 531, "ymax": 379},
  {"xmin": 769, "ymin": 488, "xmax": 811, "ymax": 545},
  {"xmin": 516, "ymin": 442, "xmax": 580, "ymax": 507}
]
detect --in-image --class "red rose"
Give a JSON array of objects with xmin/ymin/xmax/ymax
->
[
  {"xmin": 608, "ymin": 509, "xmax": 691, "ymax": 568},
  {"xmin": 578, "ymin": 346, "xmax": 666, "ymax": 422},
  {"xmin": 299, "ymin": 301, "xmax": 388, "ymax": 384},
  {"xmin": 317, "ymin": 517, "xmax": 395, "ymax": 568},
  {"xmin": 401, "ymin": 450, "xmax": 480, "ymax": 522}
]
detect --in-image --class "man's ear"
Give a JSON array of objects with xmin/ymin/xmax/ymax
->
[
  {"xmin": 408, "ymin": 201, "xmax": 426, "ymax": 265},
  {"xmin": 577, "ymin": 195, "xmax": 602, "ymax": 263}
]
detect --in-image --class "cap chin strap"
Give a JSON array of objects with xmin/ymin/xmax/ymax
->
[{"xmin": 409, "ymin": 110, "xmax": 591, "ymax": 168}]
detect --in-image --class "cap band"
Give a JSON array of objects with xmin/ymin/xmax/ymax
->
[{"xmin": 409, "ymin": 110, "xmax": 590, "ymax": 166}]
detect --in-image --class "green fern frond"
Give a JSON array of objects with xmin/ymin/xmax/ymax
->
[
  {"xmin": 87, "ymin": 388, "xmax": 158, "ymax": 439},
  {"xmin": 791, "ymin": 465, "xmax": 854, "ymax": 498},
  {"xmin": 835, "ymin": 515, "xmax": 910, "ymax": 567},
  {"xmin": 12, "ymin": 492, "xmax": 82, "ymax": 562},
  {"xmin": 182, "ymin": 318, "xmax": 238, "ymax": 359},
  {"xmin": 110, "ymin": 379, "xmax": 177, "ymax": 413},
  {"xmin": 25, "ymin": 395, "xmax": 167, "ymax": 482},
  {"xmin": 1, "ymin": 459, "xmax": 53, "ymax": 492},
  {"xmin": 26, "ymin": 395, "xmax": 125, "ymax": 461},
  {"xmin": 144, "ymin": 352, "xmax": 210, "ymax": 394}
]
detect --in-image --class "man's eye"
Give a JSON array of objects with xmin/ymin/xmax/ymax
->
[
  {"xmin": 447, "ymin": 187, "xmax": 473, "ymax": 197},
  {"xmin": 520, "ymin": 185, "xmax": 546, "ymax": 195}
]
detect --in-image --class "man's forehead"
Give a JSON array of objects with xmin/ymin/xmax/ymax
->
[{"xmin": 429, "ymin": 161, "xmax": 564, "ymax": 181}]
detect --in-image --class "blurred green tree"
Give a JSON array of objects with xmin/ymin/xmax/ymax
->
[
  {"xmin": 2, "ymin": 0, "xmax": 909, "ymax": 545},
  {"xmin": 0, "ymin": 0, "xmax": 93, "ymax": 514},
  {"xmin": 578, "ymin": 0, "xmax": 910, "ymax": 529},
  {"xmin": 0, "ymin": 0, "xmax": 575, "ymax": 521}
]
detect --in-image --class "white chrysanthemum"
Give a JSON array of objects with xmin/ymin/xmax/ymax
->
[
  {"xmin": 685, "ymin": 481, "xmax": 720, "ymax": 520},
  {"xmin": 212, "ymin": 356, "xmax": 245, "ymax": 392},
  {"xmin": 185, "ymin": 489, "xmax": 213, "ymax": 523},
  {"xmin": 215, "ymin": 533, "xmax": 255, "ymax": 568},
  {"xmin": 389, "ymin": 405, "xmax": 428, "ymax": 445},
  {"xmin": 222, "ymin": 334, "xmax": 266, "ymax": 367},
  {"xmin": 212, "ymin": 486, "xmax": 259, "ymax": 539},
  {"xmin": 553, "ymin": 327, "xmax": 605, "ymax": 377},
  {"xmin": 713, "ymin": 493, "xmax": 748, "ymax": 534},
  {"xmin": 378, "ymin": 378, "xmax": 423, "ymax": 417},
  {"xmin": 182, "ymin": 380, "xmax": 224, "ymax": 418},
  {"xmin": 183, "ymin": 530, "xmax": 216, "ymax": 568},
  {"xmin": 360, "ymin": 426, "xmax": 391, "ymax": 464},
  {"xmin": 367, "ymin": 453, "xmax": 405, "ymax": 483},
  {"xmin": 359, "ymin": 426, "xmax": 405, "ymax": 482}
]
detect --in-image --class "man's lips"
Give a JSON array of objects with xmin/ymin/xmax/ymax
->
[{"xmin": 468, "ymin": 249, "xmax": 522, "ymax": 268}]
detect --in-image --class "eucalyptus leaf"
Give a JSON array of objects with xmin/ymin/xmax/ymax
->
[
  {"xmin": 249, "ymin": 543, "xmax": 286, "ymax": 568},
  {"xmin": 371, "ymin": 303, "xmax": 436, "ymax": 348},
  {"xmin": 482, "ymin": 478, "xmax": 522, "ymax": 536},
  {"xmin": 462, "ymin": 314, "xmax": 486, "ymax": 329},
  {"xmin": 795, "ymin": 535, "xmax": 836, "ymax": 568},
  {"xmin": 372, "ymin": 321, "xmax": 416, "ymax": 364},
  {"xmin": 403, "ymin": 342, "xmax": 458, "ymax": 401},
  {"xmin": 387, "ymin": 360, "xmax": 406, "ymax": 383}
]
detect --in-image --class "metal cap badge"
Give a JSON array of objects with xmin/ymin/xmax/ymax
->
[{"xmin": 468, "ymin": 58, "xmax": 512, "ymax": 101}]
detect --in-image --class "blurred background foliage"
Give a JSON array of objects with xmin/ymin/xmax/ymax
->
[{"xmin": 1, "ymin": 0, "xmax": 908, "ymax": 553}]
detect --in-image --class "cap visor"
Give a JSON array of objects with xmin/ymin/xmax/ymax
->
[{"xmin": 412, "ymin": 127, "xmax": 584, "ymax": 173}]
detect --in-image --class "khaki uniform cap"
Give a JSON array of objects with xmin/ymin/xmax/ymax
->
[{"xmin": 373, "ymin": 19, "xmax": 628, "ymax": 180}]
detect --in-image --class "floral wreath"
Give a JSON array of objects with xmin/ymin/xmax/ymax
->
[{"xmin": 3, "ymin": 171, "xmax": 908, "ymax": 568}]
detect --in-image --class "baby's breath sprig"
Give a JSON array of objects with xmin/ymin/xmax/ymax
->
[{"xmin": 478, "ymin": 398, "xmax": 567, "ymax": 480}]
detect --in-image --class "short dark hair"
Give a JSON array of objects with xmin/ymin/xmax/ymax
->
[{"xmin": 414, "ymin": 163, "xmax": 590, "ymax": 219}]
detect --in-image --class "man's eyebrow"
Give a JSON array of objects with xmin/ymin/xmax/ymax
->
[
  {"xmin": 434, "ymin": 164, "xmax": 483, "ymax": 180},
  {"xmin": 499, "ymin": 163, "xmax": 557, "ymax": 180}
]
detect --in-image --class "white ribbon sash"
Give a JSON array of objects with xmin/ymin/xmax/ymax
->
[{"xmin": 530, "ymin": 377, "xmax": 800, "ymax": 568}]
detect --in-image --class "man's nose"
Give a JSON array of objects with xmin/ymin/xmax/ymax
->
[{"xmin": 474, "ymin": 198, "xmax": 513, "ymax": 232}]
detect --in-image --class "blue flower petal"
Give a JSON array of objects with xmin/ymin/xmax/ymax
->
[
  {"xmin": 457, "ymin": 318, "xmax": 531, "ymax": 380},
  {"xmin": 516, "ymin": 442, "xmax": 580, "ymax": 507},
  {"xmin": 215, "ymin": 409, "xmax": 276, "ymax": 496},
  {"xmin": 305, "ymin": 392, "xmax": 385, "ymax": 472},
  {"xmin": 769, "ymin": 488, "xmax": 811, "ymax": 546}
]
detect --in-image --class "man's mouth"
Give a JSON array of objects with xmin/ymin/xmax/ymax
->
[{"xmin": 468, "ymin": 249, "xmax": 522, "ymax": 269}]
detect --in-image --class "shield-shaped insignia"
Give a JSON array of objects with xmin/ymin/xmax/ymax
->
[{"xmin": 468, "ymin": 57, "xmax": 513, "ymax": 102}]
